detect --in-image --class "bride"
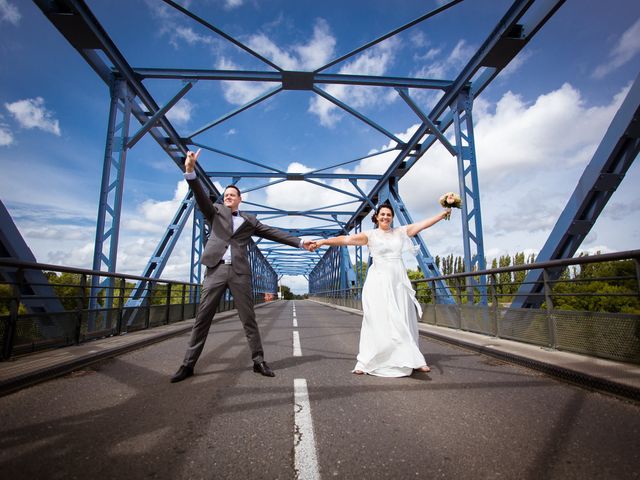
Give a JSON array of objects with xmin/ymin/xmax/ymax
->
[{"xmin": 312, "ymin": 201, "xmax": 451, "ymax": 377}]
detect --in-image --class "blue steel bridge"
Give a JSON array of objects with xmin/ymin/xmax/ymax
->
[{"xmin": 0, "ymin": 1, "xmax": 639, "ymax": 479}]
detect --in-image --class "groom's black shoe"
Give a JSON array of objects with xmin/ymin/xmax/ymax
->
[
  {"xmin": 253, "ymin": 361, "xmax": 275, "ymax": 377},
  {"xmin": 170, "ymin": 366, "xmax": 194, "ymax": 383}
]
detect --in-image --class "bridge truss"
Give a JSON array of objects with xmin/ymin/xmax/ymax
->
[{"xmin": 9, "ymin": 0, "xmax": 633, "ymax": 312}]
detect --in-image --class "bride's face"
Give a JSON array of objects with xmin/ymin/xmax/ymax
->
[{"xmin": 377, "ymin": 207, "xmax": 393, "ymax": 229}]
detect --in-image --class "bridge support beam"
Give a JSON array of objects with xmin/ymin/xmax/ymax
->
[
  {"xmin": 453, "ymin": 89, "xmax": 487, "ymax": 304},
  {"xmin": 90, "ymin": 77, "xmax": 132, "ymax": 328},
  {"xmin": 190, "ymin": 207, "xmax": 206, "ymax": 303},
  {"xmin": 512, "ymin": 74, "xmax": 640, "ymax": 308}
]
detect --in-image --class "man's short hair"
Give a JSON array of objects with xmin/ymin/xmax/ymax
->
[{"xmin": 224, "ymin": 184, "xmax": 241, "ymax": 196}]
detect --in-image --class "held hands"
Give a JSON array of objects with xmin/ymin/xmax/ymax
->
[
  {"xmin": 302, "ymin": 240, "xmax": 316, "ymax": 252},
  {"xmin": 305, "ymin": 240, "xmax": 322, "ymax": 252},
  {"xmin": 184, "ymin": 149, "xmax": 201, "ymax": 173}
]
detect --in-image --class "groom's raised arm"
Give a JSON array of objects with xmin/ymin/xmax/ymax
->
[{"xmin": 183, "ymin": 149, "xmax": 216, "ymax": 220}]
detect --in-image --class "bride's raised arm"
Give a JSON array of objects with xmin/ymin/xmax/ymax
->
[{"xmin": 405, "ymin": 209, "xmax": 451, "ymax": 237}]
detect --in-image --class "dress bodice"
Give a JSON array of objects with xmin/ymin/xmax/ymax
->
[{"xmin": 364, "ymin": 226, "xmax": 415, "ymax": 260}]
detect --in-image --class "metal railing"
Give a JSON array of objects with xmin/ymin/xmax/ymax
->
[
  {"xmin": 311, "ymin": 250, "xmax": 640, "ymax": 365},
  {"xmin": 0, "ymin": 259, "xmax": 274, "ymax": 360}
]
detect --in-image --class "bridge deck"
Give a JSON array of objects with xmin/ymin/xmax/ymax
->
[{"xmin": 0, "ymin": 300, "xmax": 638, "ymax": 479}]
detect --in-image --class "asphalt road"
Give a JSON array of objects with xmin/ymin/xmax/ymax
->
[{"xmin": 0, "ymin": 300, "xmax": 638, "ymax": 480}]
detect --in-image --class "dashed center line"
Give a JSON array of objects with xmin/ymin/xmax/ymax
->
[
  {"xmin": 293, "ymin": 330, "xmax": 302, "ymax": 357},
  {"xmin": 291, "ymin": 303, "xmax": 320, "ymax": 478},
  {"xmin": 294, "ymin": 378, "xmax": 320, "ymax": 480}
]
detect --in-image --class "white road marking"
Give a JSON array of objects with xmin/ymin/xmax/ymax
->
[
  {"xmin": 294, "ymin": 378, "xmax": 321, "ymax": 480},
  {"xmin": 293, "ymin": 330, "xmax": 302, "ymax": 357},
  {"xmin": 293, "ymin": 317, "xmax": 298, "ymax": 327}
]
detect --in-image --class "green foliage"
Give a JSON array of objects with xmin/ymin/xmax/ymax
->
[
  {"xmin": 407, "ymin": 268, "xmax": 432, "ymax": 303},
  {"xmin": 552, "ymin": 257, "xmax": 639, "ymax": 313},
  {"xmin": 355, "ymin": 261, "xmax": 368, "ymax": 287},
  {"xmin": 280, "ymin": 284, "xmax": 294, "ymax": 300},
  {"xmin": 411, "ymin": 252, "xmax": 639, "ymax": 313},
  {"xmin": 279, "ymin": 285, "xmax": 307, "ymax": 300}
]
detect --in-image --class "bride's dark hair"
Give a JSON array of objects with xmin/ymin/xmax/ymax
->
[{"xmin": 371, "ymin": 201, "xmax": 394, "ymax": 226}]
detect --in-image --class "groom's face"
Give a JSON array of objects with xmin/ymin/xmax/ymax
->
[{"xmin": 223, "ymin": 187, "xmax": 242, "ymax": 211}]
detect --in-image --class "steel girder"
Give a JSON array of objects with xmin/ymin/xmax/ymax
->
[
  {"xmin": 452, "ymin": 90, "xmax": 487, "ymax": 303},
  {"xmin": 30, "ymin": 0, "xmax": 569, "ymax": 298},
  {"xmin": 190, "ymin": 208, "xmax": 205, "ymax": 303},
  {"xmin": 308, "ymin": 246, "xmax": 357, "ymax": 295},
  {"xmin": 512, "ymin": 74, "xmax": 640, "ymax": 308},
  {"xmin": 248, "ymin": 243, "xmax": 279, "ymax": 298},
  {"xmin": 89, "ymin": 78, "xmax": 131, "ymax": 321},
  {"xmin": 123, "ymin": 191, "xmax": 196, "ymax": 326},
  {"xmin": 0, "ymin": 200, "xmax": 64, "ymax": 342},
  {"xmin": 32, "ymin": 0, "xmax": 218, "ymax": 192}
]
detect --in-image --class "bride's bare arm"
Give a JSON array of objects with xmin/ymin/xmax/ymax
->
[
  {"xmin": 405, "ymin": 209, "xmax": 451, "ymax": 237},
  {"xmin": 314, "ymin": 232, "xmax": 368, "ymax": 249}
]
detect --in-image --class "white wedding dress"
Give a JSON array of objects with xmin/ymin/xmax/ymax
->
[{"xmin": 354, "ymin": 226, "xmax": 428, "ymax": 377}]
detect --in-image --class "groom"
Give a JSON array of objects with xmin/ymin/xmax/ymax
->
[{"xmin": 171, "ymin": 149, "xmax": 313, "ymax": 383}]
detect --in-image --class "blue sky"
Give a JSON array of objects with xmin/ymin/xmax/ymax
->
[{"xmin": 1, "ymin": 0, "xmax": 639, "ymax": 293}]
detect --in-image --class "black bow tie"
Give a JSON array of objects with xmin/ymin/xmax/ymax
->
[{"xmin": 231, "ymin": 211, "xmax": 239, "ymax": 217}]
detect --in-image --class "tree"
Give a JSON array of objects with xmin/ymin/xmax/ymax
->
[
  {"xmin": 407, "ymin": 268, "xmax": 432, "ymax": 304},
  {"xmin": 280, "ymin": 285, "xmax": 294, "ymax": 300}
]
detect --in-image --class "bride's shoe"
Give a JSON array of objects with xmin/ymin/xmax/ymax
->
[
  {"xmin": 415, "ymin": 365, "xmax": 431, "ymax": 373},
  {"xmin": 353, "ymin": 369, "xmax": 364, "ymax": 375}
]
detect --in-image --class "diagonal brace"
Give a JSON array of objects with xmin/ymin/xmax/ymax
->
[{"xmin": 396, "ymin": 87, "xmax": 457, "ymax": 156}]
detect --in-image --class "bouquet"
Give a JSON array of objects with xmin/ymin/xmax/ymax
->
[{"xmin": 439, "ymin": 192, "xmax": 462, "ymax": 220}]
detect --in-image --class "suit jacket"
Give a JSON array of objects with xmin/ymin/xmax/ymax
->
[{"xmin": 188, "ymin": 176, "xmax": 302, "ymax": 275}]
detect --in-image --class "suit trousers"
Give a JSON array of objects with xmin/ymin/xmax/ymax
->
[{"xmin": 182, "ymin": 264, "xmax": 264, "ymax": 367}]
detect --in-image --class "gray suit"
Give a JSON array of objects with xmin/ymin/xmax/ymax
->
[{"xmin": 182, "ymin": 176, "xmax": 302, "ymax": 367}]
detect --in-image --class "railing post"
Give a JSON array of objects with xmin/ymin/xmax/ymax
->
[
  {"xmin": 75, "ymin": 274, "xmax": 87, "ymax": 345},
  {"xmin": 2, "ymin": 268, "xmax": 23, "ymax": 360},
  {"xmin": 430, "ymin": 280, "xmax": 437, "ymax": 304},
  {"xmin": 165, "ymin": 283, "xmax": 172, "ymax": 325},
  {"xmin": 489, "ymin": 274, "xmax": 499, "ymax": 337},
  {"xmin": 145, "ymin": 282, "xmax": 153, "ymax": 329},
  {"xmin": 542, "ymin": 269, "xmax": 557, "ymax": 349},
  {"xmin": 116, "ymin": 277, "xmax": 125, "ymax": 334},
  {"xmin": 634, "ymin": 258, "xmax": 640, "ymax": 300},
  {"xmin": 181, "ymin": 283, "xmax": 186, "ymax": 321}
]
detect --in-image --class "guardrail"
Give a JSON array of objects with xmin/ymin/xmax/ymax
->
[
  {"xmin": 310, "ymin": 250, "xmax": 640, "ymax": 365},
  {"xmin": 0, "ymin": 259, "xmax": 272, "ymax": 360}
]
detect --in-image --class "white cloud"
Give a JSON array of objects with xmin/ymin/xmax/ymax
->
[
  {"xmin": 292, "ymin": 18, "xmax": 336, "ymax": 70},
  {"xmin": 224, "ymin": 0, "xmax": 243, "ymax": 9},
  {"xmin": 218, "ymin": 19, "xmax": 337, "ymax": 106},
  {"xmin": 593, "ymin": 17, "xmax": 640, "ymax": 79},
  {"xmin": 0, "ymin": 0, "xmax": 20, "ymax": 26},
  {"xmin": 410, "ymin": 30, "xmax": 428, "ymax": 49},
  {"xmin": 277, "ymin": 82, "xmax": 635, "ymax": 268},
  {"xmin": 247, "ymin": 33, "xmax": 299, "ymax": 70},
  {"xmin": 165, "ymin": 98, "xmax": 194, "ymax": 125},
  {"xmin": 414, "ymin": 38, "xmax": 474, "ymax": 79},
  {"xmin": 308, "ymin": 37, "xmax": 401, "ymax": 127},
  {"xmin": 0, "ymin": 123, "xmax": 14, "ymax": 146},
  {"xmin": 217, "ymin": 57, "xmax": 276, "ymax": 105},
  {"xmin": 124, "ymin": 181, "xmax": 190, "ymax": 234},
  {"xmin": 392, "ymin": 82, "xmax": 632, "ymax": 260},
  {"xmin": 168, "ymin": 26, "xmax": 219, "ymax": 49},
  {"xmin": 5, "ymin": 97, "xmax": 61, "ymax": 136}
]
